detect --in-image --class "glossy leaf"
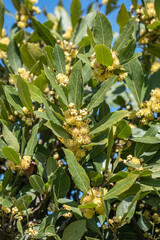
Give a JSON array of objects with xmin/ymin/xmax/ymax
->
[
  {"xmin": 2, "ymin": 146, "xmax": 21, "ymax": 165},
  {"xmin": 117, "ymin": 3, "xmax": 129, "ymax": 33},
  {"xmin": 104, "ymin": 174, "xmax": 138, "ymax": 200},
  {"xmin": 64, "ymin": 149, "xmax": 90, "ymax": 194},
  {"xmin": 93, "ymin": 12, "xmax": 113, "ymax": 48},
  {"xmin": 29, "ymin": 175, "xmax": 45, "ymax": 194},
  {"xmin": 90, "ymin": 110, "xmax": 128, "ymax": 135},
  {"xmin": 2, "ymin": 124, "xmax": 19, "ymax": 152},
  {"xmin": 94, "ymin": 44, "xmax": 113, "ymax": 67}
]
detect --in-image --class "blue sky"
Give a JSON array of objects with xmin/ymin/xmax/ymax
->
[{"xmin": 3, "ymin": 0, "xmax": 137, "ymax": 33}]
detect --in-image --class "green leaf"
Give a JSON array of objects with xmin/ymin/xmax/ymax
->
[
  {"xmin": 15, "ymin": 195, "xmax": 32, "ymax": 211},
  {"xmin": 29, "ymin": 175, "xmax": 45, "ymax": 194},
  {"xmin": 45, "ymin": 121, "xmax": 71, "ymax": 139},
  {"xmin": 77, "ymin": 53, "xmax": 91, "ymax": 66},
  {"xmin": 116, "ymin": 120, "xmax": 131, "ymax": 138},
  {"xmin": 62, "ymin": 220, "xmax": 86, "ymax": 240},
  {"xmin": 4, "ymin": 86, "xmax": 23, "ymax": 114},
  {"xmin": 131, "ymin": 0, "xmax": 137, "ymax": 9},
  {"xmin": 46, "ymin": 157, "xmax": 57, "ymax": 181},
  {"xmin": 0, "ymin": 0, "xmax": 5, "ymax": 35},
  {"xmin": 94, "ymin": 44, "xmax": 113, "ymax": 67},
  {"xmin": 32, "ymin": 18, "xmax": 56, "ymax": 47},
  {"xmin": 116, "ymin": 196, "xmax": 137, "ymax": 221},
  {"xmin": 2, "ymin": 147, "xmax": 21, "ymax": 165},
  {"xmin": 55, "ymin": 6, "xmax": 71, "ymax": 32},
  {"xmin": 43, "ymin": 66, "xmax": 68, "ymax": 106},
  {"xmin": 106, "ymin": 127, "xmax": 114, "ymax": 170},
  {"xmin": 53, "ymin": 167, "xmax": 70, "ymax": 199},
  {"xmin": 2, "ymin": 170, "xmax": 13, "ymax": 190},
  {"xmin": 139, "ymin": 177, "xmax": 160, "ymax": 187},
  {"xmin": 17, "ymin": 220, "xmax": 23, "ymax": 235},
  {"xmin": 45, "ymin": 225, "xmax": 55, "ymax": 237},
  {"xmin": 17, "ymin": 76, "xmax": 33, "ymax": 112},
  {"xmin": 90, "ymin": 110, "xmax": 128, "ymax": 135},
  {"xmin": 33, "ymin": 75, "xmax": 48, "ymax": 92},
  {"xmin": 155, "ymin": 0, "xmax": 160, "ymax": 20},
  {"xmin": 64, "ymin": 149, "xmax": 91, "ymax": 194},
  {"xmin": 135, "ymin": 126, "xmax": 160, "ymax": 158},
  {"xmin": 24, "ymin": 123, "xmax": 39, "ymax": 156},
  {"xmin": 11, "ymin": 0, "xmax": 20, "ymax": 10},
  {"xmin": 125, "ymin": 59, "xmax": 144, "ymax": 106},
  {"xmin": 7, "ymin": 39, "xmax": 22, "ymax": 73},
  {"xmin": 68, "ymin": 61, "xmax": 83, "ymax": 110},
  {"xmin": 147, "ymin": 21, "xmax": 160, "ymax": 30},
  {"xmin": 117, "ymin": 3, "xmax": 129, "ymax": 33},
  {"xmin": 53, "ymin": 43, "xmax": 66, "ymax": 74},
  {"xmin": 137, "ymin": 214, "xmax": 152, "ymax": 232},
  {"xmin": 148, "ymin": 43, "xmax": 160, "ymax": 58},
  {"xmin": 104, "ymin": 174, "xmax": 138, "ymax": 200},
  {"xmin": 71, "ymin": 12, "xmax": 96, "ymax": 44},
  {"xmin": 70, "ymin": 0, "xmax": 81, "ymax": 28},
  {"xmin": 93, "ymin": 12, "xmax": 113, "ymax": 48},
  {"xmin": 78, "ymin": 202, "xmax": 97, "ymax": 209},
  {"xmin": 2, "ymin": 124, "xmax": 19, "ymax": 152},
  {"xmin": 132, "ymin": 136, "xmax": 160, "ymax": 144},
  {"xmin": 87, "ymin": 76, "xmax": 116, "ymax": 111},
  {"xmin": 113, "ymin": 17, "xmax": 135, "ymax": 54},
  {"xmin": 0, "ymin": 98, "xmax": 8, "ymax": 121}
]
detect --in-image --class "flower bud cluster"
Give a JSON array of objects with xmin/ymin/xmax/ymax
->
[
  {"xmin": 151, "ymin": 61, "xmax": 160, "ymax": 74},
  {"xmin": 6, "ymin": 155, "xmax": 32, "ymax": 172},
  {"xmin": 56, "ymin": 73, "xmax": 69, "ymax": 86},
  {"xmin": 1, "ymin": 206, "xmax": 18, "ymax": 215},
  {"xmin": 28, "ymin": 227, "xmax": 38, "ymax": 237},
  {"xmin": 62, "ymin": 103, "xmax": 92, "ymax": 161},
  {"xmin": 91, "ymin": 51, "xmax": 128, "ymax": 82},
  {"xmin": 102, "ymin": 0, "xmax": 109, "ymax": 5},
  {"xmin": 63, "ymin": 205, "xmax": 72, "ymax": 218},
  {"xmin": 0, "ymin": 29, "xmax": 9, "ymax": 58},
  {"xmin": 57, "ymin": 40, "xmax": 78, "ymax": 75},
  {"xmin": 131, "ymin": 3, "xmax": 160, "ymax": 46},
  {"xmin": 129, "ymin": 88, "xmax": 160, "ymax": 125},
  {"xmin": 9, "ymin": 67, "xmax": 33, "ymax": 85},
  {"xmin": 126, "ymin": 154, "xmax": 144, "ymax": 171},
  {"xmin": 62, "ymin": 27, "xmax": 73, "ymax": 40},
  {"xmin": 21, "ymin": 107, "xmax": 35, "ymax": 126},
  {"xmin": 80, "ymin": 187, "xmax": 107, "ymax": 219},
  {"xmin": 16, "ymin": 1, "xmax": 41, "ymax": 29}
]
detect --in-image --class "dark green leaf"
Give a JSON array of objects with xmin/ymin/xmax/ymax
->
[
  {"xmin": 64, "ymin": 149, "xmax": 90, "ymax": 194},
  {"xmin": 116, "ymin": 120, "xmax": 131, "ymax": 138},
  {"xmin": 17, "ymin": 76, "xmax": 33, "ymax": 112},
  {"xmin": 93, "ymin": 12, "xmax": 113, "ymax": 48},
  {"xmin": 7, "ymin": 39, "xmax": 22, "ymax": 73},
  {"xmin": 62, "ymin": 220, "xmax": 86, "ymax": 240},
  {"xmin": 2, "ymin": 146, "xmax": 21, "ymax": 165},
  {"xmin": 53, "ymin": 167, "xmax": 70, "ymax": 199},
  {"xmin": 113, "ymin": 18, "xmax": 135, "ymax": 54},
  {"xmin": 29, "ymin": 175, "xmax": 45, "ymax": 194},
  {"xmin": 88, "ymin": 76, "xmax": 116, "ymax": 111},
  {"xmin": 32, "ymin": 18, "xmax": 56, "ymax": 47},
  {"xmin": 24, "ymin": 123, "xmax": 39, "ymax": 156},
  {"xmin": 155, "ymin": 0, "xmax": 160, "ymax": 20},
  {"xmin": 117, "ymin": 3, "xmax": 129, "ymax": 33},
  {"xmin": 70, "ymin": 0, "xmax": 81, "ymax": 28},
  {"xmin": 53, "ymin": 43, "xmax": 66, "ymax": 74},
  {"xmin": 2, "ymin": 124, "xmax": 19, "ymax": 152},
  {"xmin": 90, "ymin": 110, "xmax": 128, "ymax": 135},
  {"xmin": 68, "ymin": 61, "xmax": 83, "ymax": 110},
  {"xmin": 104, "ymin": 174, "xmax": 138, "ymax": 200}
]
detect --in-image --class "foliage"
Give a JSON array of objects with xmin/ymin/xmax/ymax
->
[{"xmin": 0, "ymin": 0, "xmax": 160, "ymax": 239}]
